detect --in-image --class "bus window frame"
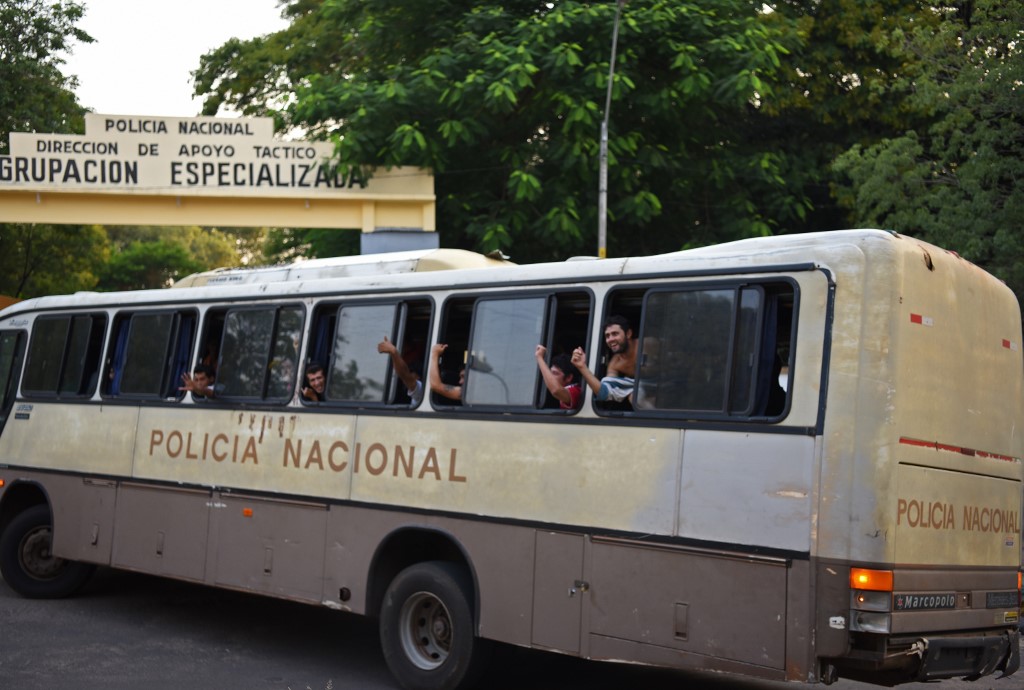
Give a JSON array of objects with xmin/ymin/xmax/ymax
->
[
  {"xmin": 637, "ymin": 283, "xmax": 765, "ymax": 416},
  {"xmin": 0, "ymin": 329, "xmax": 26, "ymax": 433},
  {"xmin": 434, "ymin": 288, "xmax": 594, "ymax": 414},
  {"xmin": 308, "ymin": 296, "xmax": 434, "ymax": 410},
  {"xmin": 599, "ymin": 277, "xmax": 799, "ymax": 422},
  {"xmin": 21, "ymin": 312, "xmax": 108, "ymax": 400},
  {"xmin": 535, "ymin": 291, "xmax": 593, "ymax": 413},
  {"xmin": 103, "ymin": 308, "xmax": 198, "ymax": 401},
  {"xmin": 205, "ymin": 302, "xmax": 306, "ymax": 405}
]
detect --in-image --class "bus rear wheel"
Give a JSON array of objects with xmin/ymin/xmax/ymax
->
[
  {"xmin": 379, "ymin": 561, "xmax": 489, "ymax": 690},
  {"xmin": 0, "ymin": 505, "xmax": 94, "ymax": 598}
]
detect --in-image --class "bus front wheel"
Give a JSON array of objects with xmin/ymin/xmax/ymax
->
[
  {"xmin": 379, "ymin": 561, "xmax": 489, "ymax": 690},
  {"xmin": 0, "ymin": 505, "xmax": 94, "ymax": 598}
]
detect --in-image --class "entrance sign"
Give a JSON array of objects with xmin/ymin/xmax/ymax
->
[{"xmin": 0, "ymin": 114, "xmax": 435, "ymax": 235}]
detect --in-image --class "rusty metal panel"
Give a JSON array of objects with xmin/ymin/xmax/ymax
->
[
  {"xmin": 211, "ymin": 494, "xmax": 327, "ymax": 603},
  {"xmin": 531, "ymin": 531, "xmax": 584, "ymax": 653},
  {"xmin": 351, "ymin": 415, "xmax": 681, "ymax": 536},
  {"xmin": 134, "ymin": 407, "xmax": 356, "ymax": 502},
  {"xmin": 588, "ymin": 539, "xmax": 788, "ymax": 670},
  {"xmin": 678, "ymin": 431, "xmax": 814, "ymax": 552},
  {"xmin": 110, "ymin": 483, "xmax": 210, "ymax": 581},
  {"xmin": 894, "ymin": 464, "xmax": 1020, "ymax": 567},
  {"xmin": 0, "ymin": 403, "xmax": 137, "ymax": 475},
  {"xmin": 46, "ymin": 474, "xmax": 116, "ymax": 565}
]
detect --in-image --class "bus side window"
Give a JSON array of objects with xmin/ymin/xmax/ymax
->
[
  {"xmin": 107, "ymin": 311, "xmax": 197, "ymax": 399},
  {"xmin": 635, "ymin": 287, "xmax": 747, "ymax": 413},
  {"xmin": 434, "ymin": 292, "xmax": 591, "ymax": 411},
  {"xmin": 625, "ymin": 282, "xmax": 794, "ymax": 418},
  {"xmin": 463, "ymin": 296, "xmax": 546, "ymax": 407},
  {"xmin": 431, "ymin": 297, "xmax": 473, "ymax": 408},
  {"xmin": 598, "ymin": 291, "xmax": 644, "ymax": 412},
  {"xmin": 306, "ymin": 306, "xmax": 336, "ymax": 376},
  {"xmin": 536, "ymin": 292, "xmax": 591, "ymax": 411},
  {"xmin": 214, "ymin": 305, "xmax": 304, "ymax": 402},
  {"xmin": 22, "ymin": 314, "xmax": 107, "ymax": 399},
  {"xmin": 0, "ymin": 330, "xmax": 26, "ymax": 432},
  {"xmin": 267, "ymin": 308, "xmax": 304, "ymax": 399},
  {"xmin": 388, "ymin": 300, "xmax": 430, "ymax": 406},
  {"xmin": 327, "ymin": 302, "xmax": 398, "ymax": 403},
  {"xmin": 317, "ymin": 299, "xmax": 430, "ymax": 407}
]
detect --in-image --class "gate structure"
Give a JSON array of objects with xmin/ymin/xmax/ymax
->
[{"xmin": 0, "ymin": 113, "xmax": 437, "ymax": 252}]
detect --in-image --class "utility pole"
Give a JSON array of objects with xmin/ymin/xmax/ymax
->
[{"xmin": 597, "ymin": 0, "xmax": 626, "ymax": 259}]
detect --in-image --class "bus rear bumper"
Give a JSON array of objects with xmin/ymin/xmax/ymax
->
[
  {"xmin": 913, "ymin": 629, "xmax": 1019, "ymax": 681},
  {"xmin": 831, "ymin": 629, "xmax": 1019, "ymax": 685}
]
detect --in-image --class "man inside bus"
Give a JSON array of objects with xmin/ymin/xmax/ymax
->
[
  {"xmin": 429, "ymin": 343, "xmax": 465, "ymax": 402},
  {"xmin": 301, "ymin": 362, "xmax": 326, "ymax": 403},
  {"xmin": 535, "ymin": 345, "xmax": 582, "ymax": 409},
  {"xmin": 378, "ymin": 336, "xmax": 424, "ymax": 406},
  {"xmin": 571, "ymin": 315, "xmax": 638, "ymax": 405},
  {"xmin": 180, "ymin": 364, "xmax": 216, "ymax": 400}
]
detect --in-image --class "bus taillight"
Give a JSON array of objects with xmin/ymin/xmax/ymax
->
[
  {"xmin": 849, "ymin": 568, "xmax": 893, "ymax": 592},
  {"xmin": 850, "ymin": 568, "xmax": 893, "ymax": 634}
]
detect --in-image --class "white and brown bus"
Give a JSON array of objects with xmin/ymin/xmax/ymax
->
[{"xmin": 0, "ymin": 231, "xmax": 1020, "ymax": 689}]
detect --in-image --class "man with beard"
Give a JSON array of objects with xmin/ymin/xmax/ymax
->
[{"xmin": 571, "ymin": 315, "xmax": 637, "ymax": 405}]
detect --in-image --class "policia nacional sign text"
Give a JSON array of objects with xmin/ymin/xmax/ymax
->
[{"xmin": 0, "ymin": 113, "xmax": 396, "ymax": 197}]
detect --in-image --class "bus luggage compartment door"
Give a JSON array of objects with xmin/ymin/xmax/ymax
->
[{"xmin": 531, "ymin": 530, "xmax": 584, "ymax": 654}]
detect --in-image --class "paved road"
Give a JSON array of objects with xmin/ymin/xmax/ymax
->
[{"xmin": 0, "ymin": 568, "xmax": 1019, "ymax": 690}]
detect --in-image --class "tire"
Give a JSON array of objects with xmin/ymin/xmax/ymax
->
[
  {"xmin": 0, "ymin": 505, "xmax": 95, "ymax": 598},
  {"xmin": 379, "ymin": 561, "xmax": 490, "ymax": 690}
]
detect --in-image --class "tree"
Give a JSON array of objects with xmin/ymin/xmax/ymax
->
[
  {"xmin": 98, "ymin": 240, "xmax": 204, "ymax": 291},
  {"xmin": 261, "ymin": 227, "xmax": 360, "ymax": 264},
  {"xmin": 0, "ymin": 0, "xmax": 91, "ymax": 153},
  {"xmin": 832, "ymin": 1, "xmax": 1024, "ymax": 295},
  {"xmin": 0, "ymin": 3, "xmax": 269, "ymax": 297},
  {"xmin": 0, "ymin": 1, "xmax": 101, "ymax": 298},
  {"xmin": 97, "ymin": 226, "xmax": 251, "ymax": 290},
  {"xmin": 0, "ymin": 223, "xmax": 109, "ymax": 296},
  {"xmin": 195, "ymin": 1, "xmax": 800, "ymax": 261},
  {"xmin": 755, "ymin": 1, "xmax": 940, "ymax": 235}
]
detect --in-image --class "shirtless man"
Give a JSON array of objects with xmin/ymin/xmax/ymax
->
[{"xmin": 571, "ymin": 315, "xmax": 637, "ymax": 403}]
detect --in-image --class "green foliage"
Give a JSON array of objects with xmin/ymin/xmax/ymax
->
[
  {"xmin": 196, "ymin": 0, "xmax": 806, "ymax": 260},
  {"xmin": 832, "ymin": 1, "xmax": 1024, "ymax": 295},
  {"xmin": 0, "ymin": 2, "xmax": 268, "ymax": 297},
  {"xmin": 96, "ymin": 226, "xmax": 265, "ymax": 290},
  {"xmin": 99, "ymin": 239, "xmax": 205, "ymax": 291},
  {"xmin": 105, "ymin": 226, "xmax": 239, "ymax": 270},
  {"xmin": 0, "ymin": 223, "xmax": 265, "ymax": 297},
  {"xmin": 0, "ymin": 0, "xmax": 91, "ymax": 153},
  {"xmin": 0, "ymin": 0, "xmax": 101, "ymax": 298},
  {"xmin": 0, "ymin": 223, "xmax": 109, "ymax": 296},
  {"xmin": 262, "ymin": 227, "xmax": 360, "ymax": 264}
]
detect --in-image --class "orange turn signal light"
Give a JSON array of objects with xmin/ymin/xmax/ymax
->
[
  {"xmin": 0, "ymin": 478, "xmax": 5, "ymax": 488},
  {"xmin": 242, "ymin": 507, "xmax": 253, "ymax": 518},
  {"xmin": 850, "ymin": 567, "xmax": 894, "ymax": 592}
]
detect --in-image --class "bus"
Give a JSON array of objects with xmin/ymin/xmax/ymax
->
[{"xmin": 0, "ymin": 230, "xmax": 1019, "ymax": 689}]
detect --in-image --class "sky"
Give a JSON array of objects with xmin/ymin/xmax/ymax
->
[{"xmin": 69, "ymin": 0, "xmax": 289, "ymax": 118}]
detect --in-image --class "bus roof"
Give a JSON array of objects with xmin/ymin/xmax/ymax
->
[
  {"xmin": 172, "ymin": 248, "xmax": 515, "ymax": 288},
  {"xmin": 0, "ymin": 230, "xmax": 995, "ymax": 316}
]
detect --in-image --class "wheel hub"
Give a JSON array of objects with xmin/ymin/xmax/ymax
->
[
  {"xmin": 400, "ymin": 591, "xmax": 454, "ymax": 670},
  {"xmin": 20, "ymin": 526, "xmax": 64, "ymax": 580}
]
